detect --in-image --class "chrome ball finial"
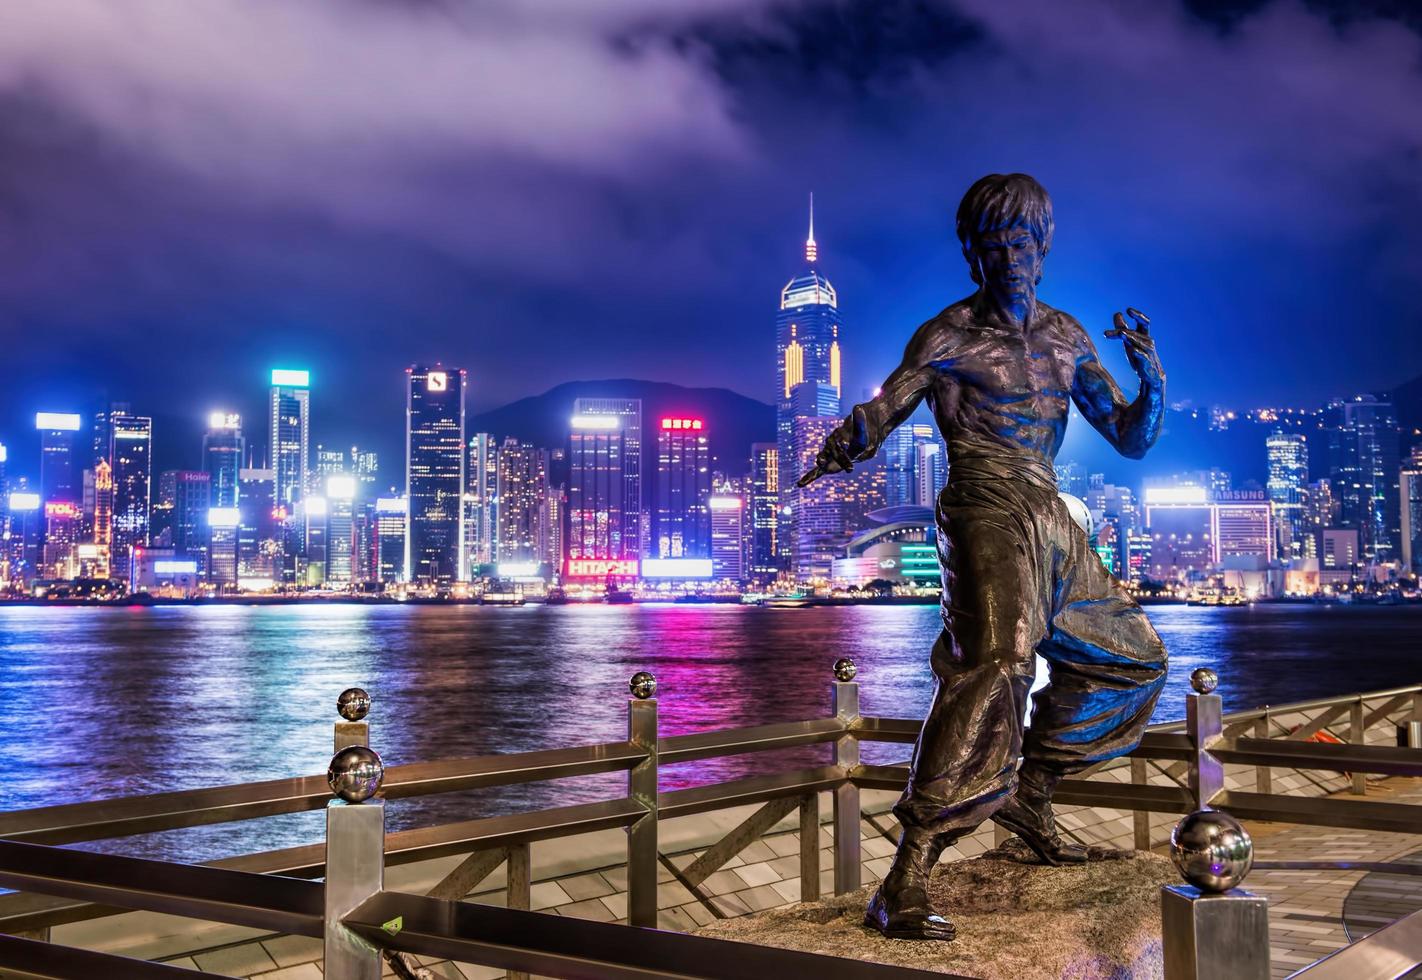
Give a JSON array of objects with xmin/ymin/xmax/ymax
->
[
  {"xmin": 1169, "ymin": 809, "xmax": 1253, "ymax": 893},
  {"xmin": 833, "ymin": 658, "xmax": 858, "ymax": 683},
  {"xmin": 1190, "ymin": 667, "xmax": 1219, "ymax": 696},
  {"xmin": 337, "ymin": 687, "xmax": 372, "ymax": 721},
  {"xmin": 629, "ymin": 671, "xmax": 657, "ymax": 700},
  {"xmin": 327, "ymin": 745, "xmax": 385, "ymax": 803}
]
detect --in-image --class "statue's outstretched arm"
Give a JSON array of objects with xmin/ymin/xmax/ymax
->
[
  {"xmin": 799, "ymin": 328, "xmax": 935, "ymax": 486},
  {"xmin": 1071, "ymin": 307, "xmax": 1166, "ymax": 461}
]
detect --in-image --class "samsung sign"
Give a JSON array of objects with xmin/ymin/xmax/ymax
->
[{"xmin": 641, "ymin": 558, "xmax": 714, "ymax": 579}]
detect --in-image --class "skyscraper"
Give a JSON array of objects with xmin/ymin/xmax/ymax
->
[
  {"xmin": 709, "ymin": 481, "xmax": 746, "ymax": 581},
  {"xmin": 108, "ymin": 411, "xmax": 152, "ymax": 581},
  {"xmin": 269, "ymin": 369, "xmax": 310, "ymax": 511},
  {"xmin": 375, "ymin": 497, "xmax": 408, "ymax": 584},
  {"xmin": 653, "ymin": 417, "xmax": 711, "ymax": 559},
  {"xmin": 405, "ymin": 365, "xmax": 467, "ymax": 587},
  {"xmin": 567, "ymin": 398, "xmax": 643, "ymax": 567},
  {"xmin": 92, "ymin": 458, "xmax": 113, "ymax": 578},
  {"xmin": 269, "ymin": 368, "xmax": 310, "ymax": 581},
  {"xmin": 1266, "ymin": 430, "xmax": 1308, "ymax": 563},
  {"xmin": 1401, "ymin": 447, "xmax": 1422, "ymax": 577},
  {"xmin": 465, "ymin": 432, "xmax": 498, "ymax": 573},
  {"xmin": 748, "ymin": 442, "xmax": 780, "ymax": 582},
  {"xmin": 789, "ymin": 415, "xmax": 845, "ymax": 582},
  {"xmin": 495, "ymin": 438, "xmax": 549, "ymax": 566},
  {"xmin": 204, "ymin": 413, "xmax": 245, "ymax": 508},
  {"xmin": 169, "ymin": 471, "xmax": 212, "ymax": 573},
  {"xmin": 237, "ymin": 467, "xmax": 277, "ymax": 581},
  {"xmin": 1323, "ymin": 395, "xmax": 1401, "ymax": 563},
  {"xmin": 36, "ymin": 412, "xmax": 81, "ymax": 506},
  {"xmin": 325, "ymin": 474, "xmax": 357, "ymax": 585},
  {"xmin": 776, "ymin": 198, "xmax": 843, "ymax": 556}
]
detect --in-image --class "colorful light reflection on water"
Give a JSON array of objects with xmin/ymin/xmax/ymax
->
[{"xmin": 0, "ymin": 603, "xmax": 1417, "ymax": 862}]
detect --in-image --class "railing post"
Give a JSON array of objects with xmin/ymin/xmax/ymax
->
[
  {"xmin": 799, "ymin": 793, "xmax": 821, "ymax": 903},
  {"xmin": 336, "ymin": 687, "xmax": 371, "ymax": 751},
  {"xmin": 1350, "ymin": 696, "xmax": 1367, "ymax": 795},
  {"xmin": 1253, "ymin": 713, "xmax": 1272, "ymax": 795},
  {"xmin": 1409, "ymin": 691, "xmax": 1422, "ymax": 750},
  {"xmin": 506, "ymin": 843, "xmax": 532, "ymax": 980},
  {"xmin": 1185, "ymin": 668, "xmax": 1224, "ymax": 809},
  {"xmin": 1162, "ymin": 810, "xmax": 1269, "ymax": 980},
  {"xmin": 627, "ymin": 671, "xmax": 659, "ymax": 928},
  {"xmin": 1130, "ymin": 757, "xmax": 1151, "ymax": 851},
  {"xmin": 325, "ymin": 747, "xmax": 386, "ymax": 980},
  {"xmin": 831, "ymin": 658, "xmax": 861, "ymax": 896}
]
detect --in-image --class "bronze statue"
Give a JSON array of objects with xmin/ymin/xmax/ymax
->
[{"xmin": 799, "ymin": 174, "xmax": 1168, "ymax": 941}]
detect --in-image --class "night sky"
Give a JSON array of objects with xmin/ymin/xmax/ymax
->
[{"xmin": 2, "ymin": 0, "xmax": 1420, "ymax": 476}]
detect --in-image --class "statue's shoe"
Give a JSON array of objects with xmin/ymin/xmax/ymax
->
[
  {"xmin": 864, "ymin": 886, "xmax": 956, "ymax": 941},
  {"xmin": 992, "ymin": 795, "xmax": 1132, "ymax": 866}
]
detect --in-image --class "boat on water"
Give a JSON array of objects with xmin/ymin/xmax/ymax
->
[
  {"xmin": 480, "ymin": 592, "xmax": 527, "ymax": 606},
  {"xmin": 762, "ymin": 594, "xmax": 812, "ymax": 608},
  {"xmin": 604, "ymin": 589, "xmax": 634, "ymax": 605},
  {"xmin": 544, "ymin": 587, "xmax": 569, "ymax": 606}
]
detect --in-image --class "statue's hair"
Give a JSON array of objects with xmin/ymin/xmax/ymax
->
[{"xmin": 955, "ymin": 174, "xmax": 1054, "ymax": 282}]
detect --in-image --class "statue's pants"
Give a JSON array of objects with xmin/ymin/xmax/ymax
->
[{"xmin": 893, "ymin": 468, "xmax": 1168, "ymax": 838}]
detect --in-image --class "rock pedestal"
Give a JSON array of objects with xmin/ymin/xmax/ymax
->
[{"xmin": 696, "ymin": 852, "xmax": 1179, "ymax": 979}]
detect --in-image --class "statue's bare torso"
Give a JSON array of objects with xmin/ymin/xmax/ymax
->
[{"xmin": 914, "ymin": 296, "xmax": 1088, "ymax": 465}]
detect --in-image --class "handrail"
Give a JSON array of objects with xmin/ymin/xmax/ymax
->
[
  {"xmin": 659, "ymin": 718, "xmax": 846, "ymax": 764},
  {"xmin": 0, "ymin": 933, "xmax": 227, "ymax": 979},
  {"xmin": 345, "ymin": 889, "xmax": 959, "ymax": 979},
  {"xmin": 1285, "ymin": 907, "xmax": 1422, "ymax": 979},
  {"xmin": 0, "ymin": 740, "xmax": 646, "ymax": 845},
  {"xmin": 0, "ymin": 839, "xmax": 323, "ymax": 938}
]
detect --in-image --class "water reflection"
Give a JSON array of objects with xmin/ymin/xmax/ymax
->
[{"xmin": 0, "ymin": 603, "xmax": 1417, "ymax": 862}]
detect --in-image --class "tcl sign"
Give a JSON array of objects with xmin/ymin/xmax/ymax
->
[{"xmin": 564, "ymin": 559, "xmax": 640, "ymax": 578}]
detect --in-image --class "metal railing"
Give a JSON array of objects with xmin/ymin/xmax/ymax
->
[{"xmin": 0, "ymin": 664, "xmax": 1418, "ymax": 978}]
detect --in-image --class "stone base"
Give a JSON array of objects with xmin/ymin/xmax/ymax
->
[{"xmin": 696, "ymin": 852, "xmax": 1179, "ymax": 978}]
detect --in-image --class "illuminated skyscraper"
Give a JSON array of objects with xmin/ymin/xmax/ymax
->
[
  {"xmin": 375, "ymin": 497, "xmax": 408, "ymax": 584},
  {"xmin": 108, "ymin": 411, "xmax": 152, "ymax": 581},
  {"xmin": 237, "ymin": 467, "xmax": 277, "ymax": 581},
  {"xmin": 42, "ymin": 502, "xmax": 82, "ymax": 579},
  {"xmin": 268, "ymin": 369, "xmax": 310, "ymax": 581},
  {"xmin": 789, "ymin": 416, "xmax": 845, "ymax": 582},
  {"xmin": 709, "ymin": 481, "xmax": 746, "ymax": 581},
  {"xmin": 169, "ymin": 471, "xmax": 212, "ymax": 574},
  {"xmin": 36, "ymin": 412, "xmax": 82, "ymax": 506},
  {"xmin": 405, "ymin": 365, "xmax": 467, "ymax": 587},
  {"xmin": 1323, "ymin": 395, "xmax": 1401, "ymax": 563},
  {"xmin": 911, "ymin": 425, "xmax": 948, "ymax": 507},
  {"xmin": 495, "ymin": 439, "xmax": 549, "ymax": 565},
  {"xmin": 325, "ymin": 474, "xmax": 357, "ymax": 584},
  {"xmin": 465, "ymin": 432, "xmax": 498, "ymax": 573},
  {"xmin": 204, "ymin": 413, "xmax": 245, "ymax": 508},
  {"xmin": 653, "ymin": 418, "xmax": 710, "ymax": 559},
  {"xmin": 748, "ymin": 442, "xmax": 779, "ymax": 582},
  {"xmin": 776, "ymin": 197, "xmax": 842, "ymax": 555},
  {"xmin": 92, "ymin": 458, "xmax": 113, "ymax": 578},
  {"xmin": 268, "ymin": 370, "xmax": 310, "ymax": 510},
  {"xmin": 1401, "ymin": 447, "xmax": 1422, "ymax": 576},
  {"xmin": 567, "ymin": 398, "xmax": 643, "ymax": 565},
  {"xmin": 1266, "ymin": 429, "xmax": 1308, "ymax": 562}
]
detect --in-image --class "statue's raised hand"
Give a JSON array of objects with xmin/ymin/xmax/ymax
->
[
  {"xmin": 797, "ymin": 423, "xmax": 856, "ymax": 487},
  {"xmin": 1104, "ymin": 307, "xmax": 1164, "ymax": 390}
]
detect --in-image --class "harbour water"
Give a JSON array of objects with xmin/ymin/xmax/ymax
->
[{"xmin": 1, "ymin": 602, "xmax": 1418, "ymax": 862}]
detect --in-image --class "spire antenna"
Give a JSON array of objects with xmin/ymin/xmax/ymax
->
[{"xmin": 805, "ymin": 192, "xmax": 818, "ymax": 263}]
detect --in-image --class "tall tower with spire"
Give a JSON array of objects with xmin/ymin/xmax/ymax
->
[{"xmin": 775, "ymin": 195, "xmax": 843, "ymax": 561}]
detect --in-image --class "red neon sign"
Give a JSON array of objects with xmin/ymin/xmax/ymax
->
[
  {"xmin": 659, "ymin": 418, "xmax": 704, "ymax": 430},
  {"xmin": 564, "ymin": 559, "xmax": 640, "ymax": 578},
  {"xmin": 44, "ymin": 502, "xmax": 80, "ymax": 519}
]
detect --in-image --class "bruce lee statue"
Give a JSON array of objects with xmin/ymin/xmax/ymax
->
[{"xmin": 799, "ymin": 174, "xmax": 1169, "ymax": 941}]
